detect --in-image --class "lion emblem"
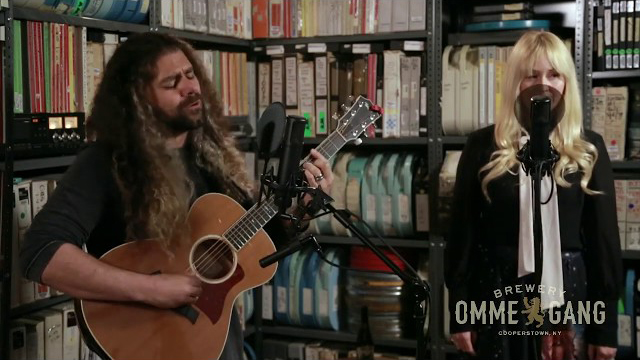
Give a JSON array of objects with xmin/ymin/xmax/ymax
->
[{"xmin": 522, "ymin": 297, "xmax": 544, "ymax": 328}]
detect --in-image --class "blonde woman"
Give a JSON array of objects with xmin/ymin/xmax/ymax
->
[{"xmin": 444, "ymin": 31, "xmax": 622, "ymax": 360}]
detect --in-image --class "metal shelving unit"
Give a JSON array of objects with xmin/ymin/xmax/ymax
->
[
  {"xmin": 9, "ymin": 295, "xmax": 72, "ymax": 319},
  {"xmin": 302, "ymin": 136, "xmax": 429, "ymax": 147},
  {"xmin": 448, "ymin": 29, "xmax": 548, "ymax": 46},
  {"xmin": 611, "ymin": 161, "xmax": 640, "ymax": 171},
  {"xmin": 253, "ymin": 30, "xmax": 430, "ymax": 46},
  {"xmin": 260, "ymin": 325, "xmax": 419, "ymax": 349},
  {"xmin": 12, "ymin": 6, "xmax": 149, "ymax": 33},
  {"xmin": 0, "ymin": 4, "xmax": 14, "ymax": 360},
  {"xmin": 315, "ymin": 235, "xmax": 431, "ymax": 248},
  {"xmin": 592, "ymin": 70, "xmax": 640, "ymax": 79},
  {"xmin": 155, "ymin": 26, "xmax": 251, "ymax": 47},
  {"xmin": 622, "ymin": 250, "xmax": 640, "ymax": 260},
  {"xmin": 0, "ymin": 1, "xmax": 438, "ymax": 359}
]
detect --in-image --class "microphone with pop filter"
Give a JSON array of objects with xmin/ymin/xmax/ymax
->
[
  {"xmin": 515, "ymin": 84, "xmax": 564, "ymax": 177},
  {"xmin": 257, "ymin": 102, "xmax": 286, "ymax": 160}
]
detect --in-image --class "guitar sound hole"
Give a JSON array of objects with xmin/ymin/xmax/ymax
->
[{"xmin": 191, "ymin": 237, "xmax": 235, "ymax": 282}]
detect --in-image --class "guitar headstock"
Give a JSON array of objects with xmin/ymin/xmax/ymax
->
[{"xmin": 333, "ymin": 95, "xmax": 383, "ymax": 143}]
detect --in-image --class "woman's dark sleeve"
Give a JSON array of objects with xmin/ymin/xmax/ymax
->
[
  {"xmin": 444, "ymin": 129, "xmax": 486, "ymax": 334},
  {"xmin": 19, "ymin": 143, "xmax": 112, "ymax": 283},
  {"xmin": 581, "ymin": 131, "xmax": 623, "ymax": 347}
]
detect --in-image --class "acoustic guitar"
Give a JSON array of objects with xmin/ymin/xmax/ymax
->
[{"xmin": 75, "ymin": 96, "xmax": 383, "ymax": 360}]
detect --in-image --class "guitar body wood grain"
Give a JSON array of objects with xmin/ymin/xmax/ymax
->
[{"xmin": 76, "ymin": 193, "xmax": 278, "ymax": 360}]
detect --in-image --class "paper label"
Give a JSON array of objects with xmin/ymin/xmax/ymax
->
[
  {"xmin": 266, "ymin": 45, "xmax": 285, "ymax": 55},
  {"xmin": 399, "ymin": 194, "xmax": 410, "ymax": 223},
  {"xmin": 415, "ymin": 193, "xmax": 429, "ymax": 232},
  {"xmin": 308, "ymin": 43, "xmax": 327, "ymax": 53},
  {"xmin": 303, "ymin": 288, "xmax": 313, "ymax": 315},
  {"xmin": 367, "ymin": 194, "xmax": 376, "ymax": 220},
  {"xmin": 353, "ymin": 44, "xmax": 371, "ymax": 53},
  {"xmin": 404, "ymin": 41, "xmax": 424, "ymax": 51},
  {"xmin": 277, "ymin": 286, "xmax": 286, "ymax": 313},
  {"xmin": 319, "ymin": 289, "xmax": 329, "ymax": 316},
  {"xmin": 383, "ymin": 195, "xmax": 392, "ymax": 232},
  {"xmin": 263, "ymin": 285, "xmax": 273, "ymax": 320},
  {"xmin": 420, "ymin": 86, "xmax": 427, "ymax": 118}
]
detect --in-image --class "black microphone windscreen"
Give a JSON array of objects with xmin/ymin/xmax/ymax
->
[{"xmin": 257, "ymin": 102, "xmax": 286, "ymax": 159}]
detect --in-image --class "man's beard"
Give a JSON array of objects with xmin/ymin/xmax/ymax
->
[{"xmin": 154, "ymin": 94, "xmax": 204, "ymax": 134}]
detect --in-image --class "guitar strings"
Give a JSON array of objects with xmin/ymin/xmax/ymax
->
[
  {"xmin": 189, "ymin": 141, "xmax": 335, "ymax": 277},
  {"xmin": 187, "ymin": 140, "xmax": 334, "ymax": 278},
  {"xmin": 187, "ymin": 198, "xmax": 271, "ymax": 275},
  {"xmin": 189, "ymin": 194, "xmax": 280, "ymax": 276}
]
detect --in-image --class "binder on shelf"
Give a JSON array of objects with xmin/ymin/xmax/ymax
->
[
  {"xmin": 605, "ymin": 0, "xmax": 613, "ymax": 69},
  {"xmin": 394, "ymin": 153, "xmax": 415, "ymax": 237},
  {"xmin": 330, "ymin": 153, "xmax": 354, "ymax": 236},
  {"xmin": 627, "ymin": 180, "xmax": 640, "ymax": 250},
  {"xmin": 284, "ymin": 55, "xmax": 298, "ymax": 108},
  {"xmin": 273, "ymin": 254, "xmax": 292, "ymax": 324},
  {"xmin": 616, "ymin": 179, "xmax": 628, "ymax": 249},
  {"xmin": 392, "ymin": 0, "xmax": 410, "ymax": 32},
  {"xmin": 381, "ymin": 153, "xmax": 400, "ymax": 236},
  {"xmin": 400, "ymin": 56, "xmax": 412, "ymax": 137},
  {"xmin": 409, "ymin": 0, "xmax": 427, "ymax": 30},
  {"xmin": 472, "ymin": 2, "xmax": 533, "ymax": 14},
  {"xmin": 620, "ymin": 0, "xmax": 628, "ymax": 69},
  {"xmin": 409, "ymin": 56, "xmax": 421, "ymax": 137},
  {"xmin": 478, "ymin": 46, "xmax": 488, "ymax": 129},
  {"xmin": 298, "ymin": 60, "xmax": 316, "ymax": 137},
  {"xmin": 383, "ymin": 51, "xmax": 402, "ymax": 138},
  {"xmin": 345, "ymin": 156, "xmax": 368, "ymax": 234},
  {"xmin": 614, "ymin": 0, "xmax": 621, "ymax": 69},
  {"xmin": 362, "ymin": 154, "xmax": 384, "ymax": 235},
  {"xmin": 596, "ymin": 0, "xmax": 606, "ymax": 70},
  {"xmin": 441, "ymin": 46, "xmax": 458, "ymax": 136},
  {"xmin": 300, "ymin": 249, "xmax": 321, "ymax": 327},
  {"xmin": 314, "ymin": 53, "xmax": 329, "ymax": 135},
  {"xmin": 457, "ymin": 45, "xmax": 477, "ymax": 135},
  {"xmin": 377, "ymin": 0, "xmax": 393, "ymax": 33},
  {"xmin": 634, "ymin": 0, "xmax": 640, "ymax": 68},
  {"xmin": 626, "ymin": 0, "xmax": 634, "ymax": 68}
]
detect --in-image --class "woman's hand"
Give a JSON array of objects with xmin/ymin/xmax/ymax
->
[{"xmin": 451, "ymin": 331, "xmax": 476, "ymax": 356}]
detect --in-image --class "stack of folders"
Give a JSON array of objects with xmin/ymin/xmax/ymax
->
[
  {"xmin": 464, "ymin": 2, "xmax": 550, "ymax": 32},
  {"xmin": 594, "ymin": 0, "xmax": 640, "ymax": 70}
]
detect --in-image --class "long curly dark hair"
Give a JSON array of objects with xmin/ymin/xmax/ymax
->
[{"xmin": 86, "ymin": 33, "xmax": 251, "ymax": 247}]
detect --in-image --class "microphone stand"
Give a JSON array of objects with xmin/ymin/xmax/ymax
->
[
  {"xmin": 323, "ymin": 202, "xmax": 430, "ymax": 360},
  {"xmin": 516, "ymin": 143, "xmax": 559, "ymax": 360},
  {"xmin": 258, "ymin": 186, "xmax": 430, "ymax": 360}
]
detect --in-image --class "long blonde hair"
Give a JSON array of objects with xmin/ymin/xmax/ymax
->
[{"xmin": 479, "ymin": 31, "xmax": 599, "ymax": 200}]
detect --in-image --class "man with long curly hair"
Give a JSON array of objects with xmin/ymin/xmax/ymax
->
[{"xmin": 19, "ymin": 33, "xmax": 333, "ymax": 359}]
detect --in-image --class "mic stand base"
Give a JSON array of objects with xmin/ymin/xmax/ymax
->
[{"xmin": 323, "ymin": 202, "xmax": 430, "ymax": 360}]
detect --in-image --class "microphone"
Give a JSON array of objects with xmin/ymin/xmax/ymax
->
[
  {"xmin": 529, "ymin": 95, "xmax": 553, "ymax": 163},
  {"xmin": 275, "ymin": 115, "xmax": 307, "ymax": 214},
  {"xmin": 256, "ymin": 103, "xmax": 286, "ymax": 160}
]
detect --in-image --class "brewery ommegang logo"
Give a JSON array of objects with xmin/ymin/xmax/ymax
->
[{"xmin": 454, "ymin": 285, "xmax": 606, "ymax": 327}]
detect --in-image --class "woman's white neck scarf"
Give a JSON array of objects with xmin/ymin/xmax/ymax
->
[{"xmin": 518, "ymin": 136, "xmax": 564, "ymax": 310}]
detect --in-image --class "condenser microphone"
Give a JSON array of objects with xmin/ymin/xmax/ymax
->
[
  {"xmin": 530, "ymin": 95, "xmax": 553, "ymax": 162},
  {"xmin": 275, "ymin": 115, "xmax": 307, "ymax": 214}
]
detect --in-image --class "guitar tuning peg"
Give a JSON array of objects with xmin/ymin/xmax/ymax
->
[
  {"xmin": 347, "ymin": 95, "xmax": 355, "ymax": 104},
  {"xmin": 332, "ymin": 113, "xmax": 339, "ymax": 120},
  {"xmin": 340, "ymin": 103, "xmax": 349, "ymax": 112},
  {"xmin": 354, "ymin": 138, "xmax": 363, "ymax": 145},
  {"xmin": 362, "ymin": 131, "xmax": 369, "ymax": 138}
]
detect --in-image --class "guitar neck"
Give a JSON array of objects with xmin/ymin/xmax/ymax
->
[
  {"xmin": 224, "ymin": 131, "xmax": 350, "ymax": 249},
  {"xmin": 300, "ymin": 131, "xmax": 348, "ymax": 164}
]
